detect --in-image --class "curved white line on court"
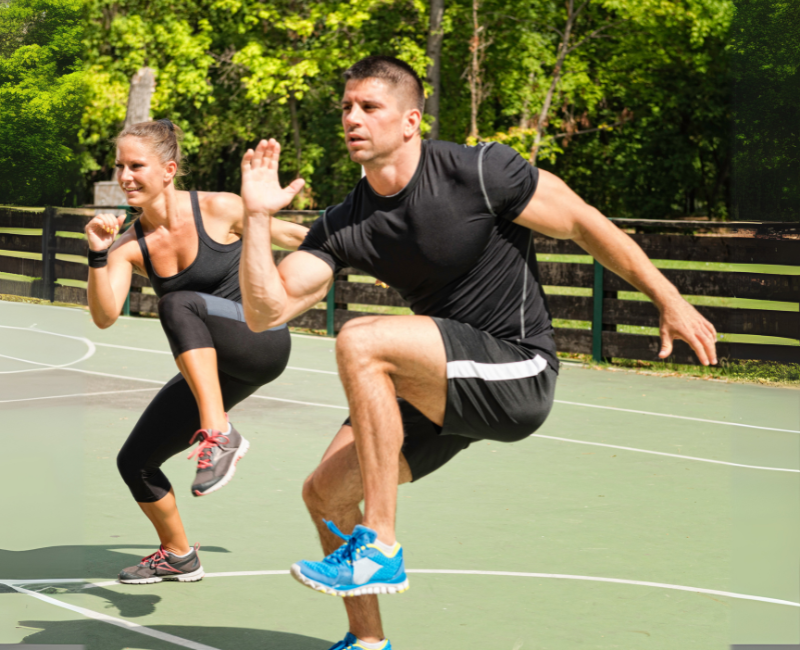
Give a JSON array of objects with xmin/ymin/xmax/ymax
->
[
  {"xmin": 0, "ymin": 325, "xmax": 95, "ymax": 374},
  {"xmin": 532, "ymin": 434, "xmax": 800, "ymax": 473},
  {"xmin": 554, "ymin": 399, "xmax": 799, "ymax": 434},
  {"xmin": 405, "ymin": 570, "xmax": 800, "ymax": 608},
  {"xmin": 17, "ymin": 570, "xmax": 795, "ymax": 609}
]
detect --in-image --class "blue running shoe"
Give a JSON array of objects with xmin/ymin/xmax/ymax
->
[
  {"xmin": 290, "ymin": 521, "xmax": 409, "ymax": 597},
  {"xmin": 326, "ymin": 632, "xmax": 392, "ymax": 649}
]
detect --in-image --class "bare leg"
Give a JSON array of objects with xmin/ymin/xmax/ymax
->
[
  {"xmin": 137, "ymin": 488, "xmax": 190, "ymax": 556},
  {"xmin": 335, "ymin": 315, "xmax": 447, "ymax": 545},
  {"xmin": 303, "ymin": 424, "xmax": 412, "ymax": 644},
  {"xmin": 175, "ymin": 348, "xmax": 227, "ymax": 432}
]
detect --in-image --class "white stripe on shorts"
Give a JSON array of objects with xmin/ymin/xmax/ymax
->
[{"xmin": 446, "ymin": 354, "xmax": 547, "ymax": 382}]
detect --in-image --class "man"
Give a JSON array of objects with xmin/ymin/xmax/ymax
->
[{"xmin": 238, "ymin": 56, "xmax": 717, "ymax": 650}]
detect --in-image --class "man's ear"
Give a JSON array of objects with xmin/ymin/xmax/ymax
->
[{"xmin": 404, "ymin": 108, "xmax": 422, "ymax": 138}]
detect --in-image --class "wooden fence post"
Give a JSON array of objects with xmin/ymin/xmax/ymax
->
[
  {"xmin": 326, "ymin": 284, "xmax": 335, "ymax": 337},
  {"xmin": 592, "ymin": 260, "xmax": 604, "ymax": 362},
  {"xmin": 39, "ymin": 206, "xmax": 57, "ymax": 302}
]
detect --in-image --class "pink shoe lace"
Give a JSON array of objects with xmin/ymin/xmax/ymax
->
[
  {"xmin": 187, "ymin": 429, "xmax": 230, "ymax": 469},
  {"xmin": 139, "ymin": 546, "xmax": 168, "ymax": 567}
]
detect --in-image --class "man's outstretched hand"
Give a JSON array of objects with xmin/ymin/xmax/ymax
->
[
  {"xmin": 658, "ymin": 296, "xmax": 718, "ymax": 366},
  {"xmin": 240, "ymin": 139, "xmax": 305, "ymax": 217}
]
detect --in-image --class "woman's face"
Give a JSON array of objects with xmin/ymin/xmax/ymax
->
[{"xmin": 115, "ymin": 136, "xmax": 176, "ymax": 206}]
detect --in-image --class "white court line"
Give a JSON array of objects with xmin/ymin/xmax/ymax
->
[
  {"xmin": 7, "ymin": 583, "xmax": 221, "ymax": 650},
  {"xmin": 92, "ymin": 341, "xmax": 339, "ymax": 375},
  {"xmin": 42, "ymin": 368, "xmax": 798, "ymax": 471},
  {"xmin": 0, "ymin": 325, "xmax": 96, "ymax": 375},
  {"xmin": 5, "ymin": 569, "xmax": 798, "ymax": 609},
  {"xmin": 83, "ymin": 341, "xmax": 799, "ymax": 434},
  {"xmin": 61, "ymin": 367, "xmax": 348, "ymax": 410},
  {"xmin": 554, "ymin": 399, "xmax": 800, "ymax": 434},
  {"xmin": 94, "ymin": 342, "xmax": 171, "ymax": 354},
  {"xmin": 532, "ymin": 434, "xmax": 800, "ymax": 473},
  {"xmin": 0, "ymin": 387, "xmax": 158, "ymax": 405},
  {"xmin": 249, "ymin": 394, "xmax": 348, "ymax": 409}
]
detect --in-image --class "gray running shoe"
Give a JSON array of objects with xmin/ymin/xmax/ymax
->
[
  {"xmin": 118, "ymin": 545, "xmax": 204, "ymax": 584},
  {"xmin": 188, "ymin": 424, "xmax": 250, "ymax": 496}
]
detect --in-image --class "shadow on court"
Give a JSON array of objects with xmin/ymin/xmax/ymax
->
[
  {"xmin": 17, "ymin": 619, "xmax": 333, "ymax": 650},
  {"xmin": 0, "ymin": 544, "xmax": 231, "ymax": 580},
  {"xmin": 5, "ymin": 584, "xmax": 162, "ymax": 618}
]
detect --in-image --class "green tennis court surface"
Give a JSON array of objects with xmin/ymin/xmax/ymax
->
[{"xmin": 1, "ymin": 300, "xmax": 798, "ymax": 649}]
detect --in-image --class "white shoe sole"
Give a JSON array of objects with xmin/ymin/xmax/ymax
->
[
  {"xmin": 119, "ymin": 566, "xmax": 205, "ymax": 584},
  {"xmin": 192, "ymin": 437, "xmax": 250, "ymax": 497},
  {"xmin": 290, "ymin": 563, "xmax": 409, "ymax": 597}
]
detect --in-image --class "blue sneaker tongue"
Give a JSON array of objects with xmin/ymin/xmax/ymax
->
[{"xmin": 351, "ymin": 525, "xmax": 378, "ymax": 544}]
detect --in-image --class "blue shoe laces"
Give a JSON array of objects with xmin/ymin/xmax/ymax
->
[{"xmin": 322, "ymin": 520, "xmax": 373, "ymax": 567}]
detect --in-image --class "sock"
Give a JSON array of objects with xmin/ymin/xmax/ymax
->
[
  {"xmin": 169, "ymin": 548, "xmax": 193, "ymax": 558},
  {"xmin": 223, "ymin": 422, "xmax": 231, "ymax": 434},
  {"xmin": 356, "ymin": 638, "xmax": 386, "ymax": 650},
  {"xmin": 373, "ymin": 538, "xmax": 397, "ymax": 554}
]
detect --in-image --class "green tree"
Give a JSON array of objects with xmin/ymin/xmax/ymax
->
[
  {"xmin": 0, "ymin": 0, "xmax": 85, "ymax": 206},
  {"xmin": 83, "ymin": 0, "xmax": 430, "ymax": 206},
  {"xmin": 81, "ymin": 0, "xmax": 735, "ymax": 219},
  {"xmin": 729, "ymin": 0, "xmax": 800, "ymax": 221}
]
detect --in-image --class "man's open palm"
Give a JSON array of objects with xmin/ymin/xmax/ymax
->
[{"xmin": 240, "ymin": 139, "xmax": 305, "ymax": 216}]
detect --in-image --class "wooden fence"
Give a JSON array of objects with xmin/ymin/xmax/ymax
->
[{"xmin": 0, "ymin": 205, "xmax": 798, "ymax": 365}]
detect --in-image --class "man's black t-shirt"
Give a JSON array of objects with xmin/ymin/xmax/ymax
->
[{"xmin": 299, "ymin": 139, "xmax": 558, "ymax": 370}]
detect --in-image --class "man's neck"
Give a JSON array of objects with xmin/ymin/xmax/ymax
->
[{"xmin": 363, "ymin": 138, "xmax": 422, "ymax": 197}]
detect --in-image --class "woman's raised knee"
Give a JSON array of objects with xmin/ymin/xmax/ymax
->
[{"xmin": 157, "ymin": 291, "xmax": 200, "ymax": 323}]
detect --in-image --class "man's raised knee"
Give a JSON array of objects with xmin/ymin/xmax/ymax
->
[
  {"xmin": 302, "ymin": 472, "xmax": 324, "ymax": 513},
  {"xmin": 335, "ymin": 318, "xmax": 382, "ymax": 365}
]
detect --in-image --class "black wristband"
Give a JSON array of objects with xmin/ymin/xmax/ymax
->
[{"xmin": 88, "ymin": 248, "xmax": 109, "ymax": 268}]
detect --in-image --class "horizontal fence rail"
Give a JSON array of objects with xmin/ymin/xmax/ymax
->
[{"xmin": 0, "ymin": 206, "xmax": 797, "ymax": 365}]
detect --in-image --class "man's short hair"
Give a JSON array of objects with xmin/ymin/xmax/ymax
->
[{"xmin": 343, "ymin": 56, "xmax": 425, "ymax": 114}]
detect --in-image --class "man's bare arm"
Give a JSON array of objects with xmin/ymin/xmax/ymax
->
[
  {"xmin": 239, "ymin": 138, "xmax": 333, "ymax": 331},
  {"xmin": 515, "ymin": 169, "xmax": 718, "ymax": 365}
]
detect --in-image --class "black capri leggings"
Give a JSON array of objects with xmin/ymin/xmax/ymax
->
[{"xmin": 117, "ymin": 291, "xmax": 291, "ymax": 502}]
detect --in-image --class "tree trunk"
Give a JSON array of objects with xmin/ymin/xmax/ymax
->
[
  {"xmin": 530, "ymin": 0, "xmax": 580, "ymax": 165},
  {"xmin": 289, "ymin": 94, "xmax": 302, "ymax": 174},
  {"xmin": 124, "ymin": 67, "xmax": 156, "ymax": 129},
  {"xmin": 468, "ymin": 0, "xmax": 482, "ymax": 140},
  {"xmin": 289, "ymin": 93, "xmax": 305, "ymax": 212},
  {"xmin": 425, "ymin": 0, "xmax": 445, "ymax": 139}
]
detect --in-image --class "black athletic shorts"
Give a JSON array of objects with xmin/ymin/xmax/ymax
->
[{"xmin": 343, "ymin": 317, "xmax": 557, "ymax": 481}]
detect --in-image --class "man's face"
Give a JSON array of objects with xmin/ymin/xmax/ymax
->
[{"xmin": 341, "ymin": 78, "xmax": 409, "ymax": 165}]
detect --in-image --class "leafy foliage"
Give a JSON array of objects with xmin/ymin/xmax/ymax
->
[
  {"xmin": 0, "ymin": 0, "xmax": 760, "ymax": 218},
  {"xmin": 0, "ymin": 0, "xmax": 85, "ymax": 206},
  {"xmin": 729, "ymin": 0, "xmax": 800, "ymax": 220}
]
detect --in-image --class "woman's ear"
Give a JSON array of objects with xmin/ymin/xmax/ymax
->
[{"xmin": 164, "ymin": 160, "xmax": 178, "ymax": 183}]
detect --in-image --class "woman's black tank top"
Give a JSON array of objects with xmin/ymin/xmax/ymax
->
[{"xmin": 133, "ymin": 191, "xmax": 242, "ymax": 302}]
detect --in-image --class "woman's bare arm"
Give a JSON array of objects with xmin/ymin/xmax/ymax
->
[
  {"xmin": 85, "ymin": 214, "xmax": 135, "ymax": 329},
  {"xmin": 209, "ymin": 191, "xmax": 308, "ymax": 250},
  {"xmin": 270, "ymin": 217, "xmax": 309, "ymax": 251}
]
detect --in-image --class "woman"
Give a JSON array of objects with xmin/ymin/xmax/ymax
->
[{"xmin": 86, "ymin": 119, "xmax": 307, "ymax": 583}]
